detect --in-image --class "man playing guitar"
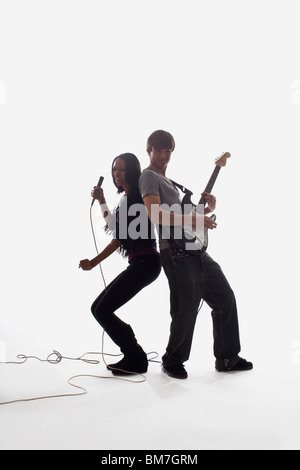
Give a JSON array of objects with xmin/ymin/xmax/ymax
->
[{"xmin": 139, "ymin": 130, "xmax": 253, "ymax": 379}]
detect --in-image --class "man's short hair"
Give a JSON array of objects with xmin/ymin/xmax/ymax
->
[{"xmin": 147, "ymin": 130, "xmax": 175, "ymax": 153}]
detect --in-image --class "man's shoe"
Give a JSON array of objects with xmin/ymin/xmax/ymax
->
[
  {"xmin": 162, "ymin": 363, "xmax": 188, "ymax": 379},
  {"xmin": 216, "ymin": 357, "xmax": 253, "ymax": 372}
]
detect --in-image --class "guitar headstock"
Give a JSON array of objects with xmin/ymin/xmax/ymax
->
[{"xmin": 215, "ymin": 152, "xmax": 231, "ymax": 167}]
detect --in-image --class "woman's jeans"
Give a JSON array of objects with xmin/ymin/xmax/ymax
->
[
  {"xmin": 161, "ymin": 247, "xmax": 241, "ymax": 368},
  {"xmin": 91, "ymin": 254, "xmax": 161, "ymax": 355}
]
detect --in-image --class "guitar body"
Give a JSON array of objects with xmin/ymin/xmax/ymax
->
[
  {"xmin": 171, "ymin": 205, "xmax": 216, "ymax": 255},
  {"xmin": 169, "ymin": 152, "xmax": 230, "ymax": 255}
]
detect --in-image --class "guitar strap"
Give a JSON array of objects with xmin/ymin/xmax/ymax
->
[{"xmin": 169, "ymin": 180, "xmax": 195, "ymax": 209}]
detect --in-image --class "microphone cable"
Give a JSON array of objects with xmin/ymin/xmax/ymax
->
[{"xmin": 88, "ymin": 202, "xmax": 150, "ymax": 381}]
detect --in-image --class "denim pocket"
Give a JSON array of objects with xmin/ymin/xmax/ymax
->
[{"xmin": 161, "ymin": 247, "xmax": 189, "ymax": 264}]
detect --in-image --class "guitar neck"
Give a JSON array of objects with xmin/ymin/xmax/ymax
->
[{"xmin": 198, "ymin": 165, "xmax": 221, "ymax": 205}]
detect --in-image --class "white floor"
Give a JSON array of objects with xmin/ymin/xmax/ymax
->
[{"xmin": 1, "ymin": 343, "xmax": 300, "ymax": 451}]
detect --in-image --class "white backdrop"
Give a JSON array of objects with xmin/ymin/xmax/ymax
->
[{"xmin": 0, "ymin": 0, "xmax": 300, "ymax": 449}]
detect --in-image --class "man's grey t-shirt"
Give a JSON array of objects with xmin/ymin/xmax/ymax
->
[{"xmin": 139, "ymin": 168, "xmax": 182, "ymax": 251}]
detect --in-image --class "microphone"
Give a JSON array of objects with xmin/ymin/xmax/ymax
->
[{"xmin": 91, "ymin": 176, "xmax": 104, "ymax": 206}]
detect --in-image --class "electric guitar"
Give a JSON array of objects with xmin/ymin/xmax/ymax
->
[{"xmin": 170, "ymin": 152, "xmax": 231, "ymax": 255}]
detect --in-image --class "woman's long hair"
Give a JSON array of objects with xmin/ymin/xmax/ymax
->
[
  {"xmin": 112, "ymin": 153, "xmax": 141, "ymax": 194},
  {"xmin": 107, "ymin": 152, "xmax": 156, "ymax": 257}
]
